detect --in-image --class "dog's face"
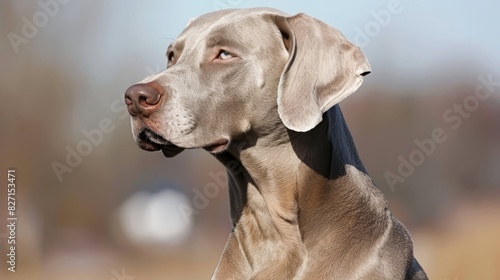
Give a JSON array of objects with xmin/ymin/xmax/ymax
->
[
  {"xmin": 125, "ymin": 8, "xmax": 371, "ymax": 157},
  {"xmin": 126, "ymin": 9, "xmax": 290, "ymax": 156}
]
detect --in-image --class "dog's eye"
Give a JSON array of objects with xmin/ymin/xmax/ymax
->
[{"xmin": 218, "ymin": 50, "xmax": 233, "ymax": 60}]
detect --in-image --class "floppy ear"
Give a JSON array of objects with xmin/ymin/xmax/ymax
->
[{"xmin": 275, "ymin": 13, "xmax": 371, "ymax": 132}]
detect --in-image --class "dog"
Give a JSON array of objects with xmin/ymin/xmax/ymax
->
[{"xmin": 124, "ymin": 7, "xmax": 428, "ymax": 280}]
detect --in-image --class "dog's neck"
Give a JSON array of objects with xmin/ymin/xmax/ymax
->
[
  {"xmin": 214, "ymin": 105, "xmax": 373, "ymax": 227},
  {"xmin": 212, "ymin": 106, "xmax": 388, "ymax": 276}
]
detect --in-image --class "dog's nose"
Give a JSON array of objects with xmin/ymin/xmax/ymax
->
[{"xmin": 124, "ymin": 83, "xmax": 163, "ymax": 117}]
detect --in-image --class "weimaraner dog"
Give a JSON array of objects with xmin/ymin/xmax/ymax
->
[{"xmin": 125, "ymin": 7, "xmax": 428, "ymax": 280}]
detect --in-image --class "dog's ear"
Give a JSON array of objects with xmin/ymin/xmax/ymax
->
[{"xmin": 275, "ymin": 13, "xmax": 371, "ymax": 132}]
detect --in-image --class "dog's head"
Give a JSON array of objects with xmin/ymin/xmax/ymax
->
[{"xmin": 125, "ymin": 8, "xmax": 370, "ymax": 157}]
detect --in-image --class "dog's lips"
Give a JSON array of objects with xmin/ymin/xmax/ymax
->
[
  {"xmin": 138, "ymin": 139, "xmax": 164, "ymax": 151},
  {"xmin": 137, "ymin": 134, "xmax": 185, "ymax": 157},
  {"xmin": 202, "ymin": 138, "xmax": 230, "ymax": 153},
  {"xmin": 137, "ymin": 128, "xmax": 228, "ymax": 155},
  {"xmin": 137, "ymin": 129, "xmax": 174, "ymax": 152},
  {"xmin": 161, "ymin": 138, "xmax": 228, "ymax": 156}
]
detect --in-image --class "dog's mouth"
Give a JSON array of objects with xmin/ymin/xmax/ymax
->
[
  {"xmin": 137, "ymin": 129, "xmax": 185, "ymax": 157},
  {"xmin": 138, "ymin": 129, "xmax": 169, "ymax": 151},
  {"xmin": 137, "ymin": 128, "xmax": 229, "ymax": 157}
]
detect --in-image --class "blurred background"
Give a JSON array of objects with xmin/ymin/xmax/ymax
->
[{"xmin": 1, "ymin": 0, "xmax": 499, "ymax": 279}]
